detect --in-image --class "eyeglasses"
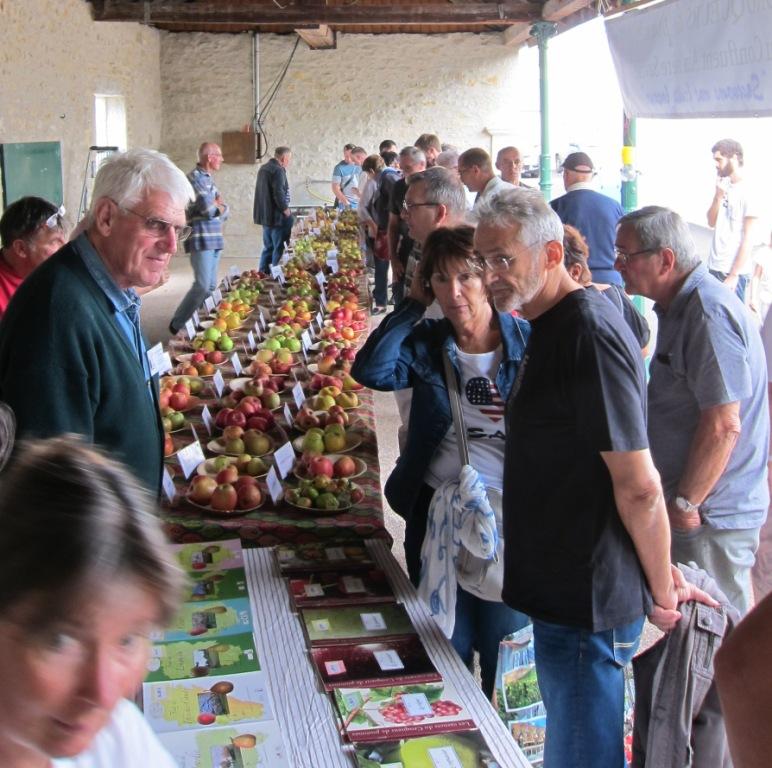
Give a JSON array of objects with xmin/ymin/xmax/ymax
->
[
  {"xmin": 402, "ymin": 200, "xmax": 439, "ymax": 212},
  {"xmin": 44, "ymin": 205, "xmax": 65, "ymax": 229},
  {"xmin": 115, "ymin": 203, "xmax": 192, "ymax": 242},
  {"xmin": 614, "ymin": 247, "xmax": 656, "ymax": 265},
  {"xmin": 479, "ymin": 241, "xmax": 540, "ymax": 272}
]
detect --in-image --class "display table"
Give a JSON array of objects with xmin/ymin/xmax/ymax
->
[{"xmin": 245, "ymin": 540, "xmax": 530, "ymax": 767}]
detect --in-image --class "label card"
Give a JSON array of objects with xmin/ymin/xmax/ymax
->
[
  {"xmin": 326, "ymin": 248, "xmax": 338, "ymax": 259},
  {"xmin": 161, "ymin": 467, "xmax": 176, "ymax": 504},
  {"xmin": 315, "ymin": 270, "xmax": 326, "ymax": 288},
  {"xmin": 315, "ymin": 311, "xmax": 324, "ymax": 330},
  {"xmin": 373, "ymin": 649, "xmax": 405, "ymax": 672},
  {"xmin": 229, "ymin": 265, "xmax": 240, "ymax": 279},
  {"xmin": 213, "ymin": 369, "xmax": 225, "ymax": 398},
  {"xmin": 325, "ymin": 546, "xmax": 345, "ymax": 560},
  {"xmin": 266, "ymin": 466, "xmax": 283, "ymax": 504},
  {"xmin": 184, "ymin": 319, "xmax": 196, "ymax": 341},
  {"xmin": 273, "ymin": 441, "xmax": 296, "ymax": 480},
  {"xmin": 324, "ymin": 660, "xmax": 346, "ymax": 676},
  {"xmin": 193, "ymin": 310, "xmax": 201, "ymax": 328},
  {"xmin": 158, "ymin": 352, "xmax": 173, "ymax": 376},
  {"xmin": 204, "ymin": 296, "xmax": 215, "ymax": 314},
  {"xmin": 327, "ymin": 258, "xmax": 339, "ymax": 274},
  {"xmin": 247, "ymin": 331, "xmax": 256, "ymax": 351},
  {"xmin": 312, "ymin": 619, "xmax": 330, "ymax": 632},
  {"xmin": 176, "ymin": 441, "xmax": 205, "ymax": 479},
  {"xmin": 146, "ymin": 343, "xmax": 167, "ymax": 376},
  {"xmin": 283, "ymin": 403, "xmax": 293, "ymax": 428},
  {"xmin": 301, "ymin": 330, "xmax": 312, "ymax": 352},
  {"xmin": 213, "ymin": 288, "xmax": 223, "ymax": 304},
  {"xmin": 301, "ymin": 345, "xmax": 308, "ymax": 364},
  {"xmin": 222, "ymin": 275, "xmax": 231, "ymax": 291},
  {"xmin": 201, "ymin": 405, "xmax": 214, "ymax": 436},
  {"xmin": 341, "ymin": 576, "xmax": 365, "ymax": 594},
  {"xmin": 401, "ymin": 693, "xmax": 433, "ymax": 718},
  {"xmin": 230, "ymin": 353, "xmax": 242, "ymax": 376},
  {"xmin": 260, "ymin": 309, "xmax": 267, "ymax": 329},
  {"xmin": 428, "ymin": 747, "xmax": 464, "ymax": 768},
  {"xmin": 319, "ymin": 289, "xmax": 327, "ymax": 310},
  {"xmin": 253, "ymin": 320, "xmax": 263, "ymax": 340},
  {"xmin": 280, "ymin": 252, "xmax": 290, "ymax": 265},
  {"xmin": 292, "ymin": 382, "xmax": 305, "ymax": 410},
  {"xmin": 360, "ymin": 612, "xmax": 387, "ymax": 632},
  {"xmin": 189, "ymin": 423, "xmax": 199, "ymax": 444},
  {"xmin": 269, "ymin": 289, "xmax": 276, "ymax": 306},
  {"xmin": 304, "ymin": 583, "xmax": 325, "ymax": 598}
]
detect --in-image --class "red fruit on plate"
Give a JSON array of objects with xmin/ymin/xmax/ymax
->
[
  {"xmin": 215, "ymin": 408, "xmax": 233, "ymax": 429},
  {"xmin": 169, "ymin": 392, "xmax": 190, "ymax": 411},
  {"xmin": 188, "ymin": 475, "xmax": 217, "ymax": 504},
  {"xmin": 172, "ymin": 382, "xmax": 190, "ymax": 395},
  {"xmin": 206, "ymin": 350, "xmax": 225, "ymax": 364},
  {"xmin": 189, "ymin": 627, "xmax": 207, "ymax": 636},
  {"xmin": 234, "ymin": 475, "xmax": 259, "ymax": 490},
  {"xmin": 224, "ymin": 411, "xmax": 247, "ymax": 428},
  {"xmin": 309, "ymin": 456, "xmax": 334, "ymax": 478},
  {"xmin": 246, "ymin": 416, "xmax": 268, "ymax": 432},
  {"xmin": 215, "ymin": 466, "xmax": 239, "ymax": 485},
  {"xmin": 191, "ymin": 351, "xmax": 206, "ymax": 363},
  {"xmin": 210, "ymin": 483, "xmax": 238, "ymax": 512},
  {"xmin": 237, "ymin": 484, "xmax": 262, "ymax": 509},
  {"xmin": 334, "ymin": 456, "xmax": 356, "ymax": 478},
  {"xmin": 350, "ymin": 487, "xmax": 365, "ymax": 504}
]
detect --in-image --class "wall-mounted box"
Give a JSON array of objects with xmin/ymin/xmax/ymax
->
[{"xmin": 222, "ymin": 131, "xmax": 258, "ymax": 164}]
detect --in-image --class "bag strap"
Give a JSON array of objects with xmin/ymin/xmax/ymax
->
[{"xmin": 442, "ymin": 347, "xmax": 470, "ymax": 467}]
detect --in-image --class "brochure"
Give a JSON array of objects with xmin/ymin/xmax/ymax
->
[
  {"xmin": 143, "ymin": 671, "xmax": 273, "ymax": 734},
  {"xmin": 334, "ymin": 680, "xmax": 476, "ymax": 743},
  {"xmin": 146, "ymin": 633, "xmax": 260, "ymax": 683},
  {"xmin": 172, "ymin": 539, "xmax": 245, "ymax": 573},
  {"xmin": 300, "ymin": 602, "xmax": 415, "ymax": 646},
  {"xmin": 184, "ymin": 567, "xmax": 249, "ymax": 603},
  {"xmin": 288, "ymin": 568, "xmax": 395, "ymax": 609},
  {"xmin": 155, "ymin": 597, "xmax": 253, "ymax": 642},
  {"xmin": 310, "ymin": 635, "xmax": 441, "ymax": 691},
  {"xmin": 157, "ymin": 720, "xmax": 291, "ymax": 768},
  {"xmin": 275, "ymin": 541, "xmax": 375, "ymax": 574},
  {"xmin": 353, "ymin": 730, "xmax": 501, "ymax": 767}
]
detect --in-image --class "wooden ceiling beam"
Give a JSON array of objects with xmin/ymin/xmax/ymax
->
[
  {"xmin": 90, "ymin": 1, "xmax": 542, "ymax": 26},
  {"xmin": 502, "ymin": 22, "xmax": 532, "ymax": 46},
  {"xmin": 295, "ymin": 25, "xmax": 336, "ymax": 50},
  {"xmin": 541, "ymin": 0, "xmax": 595, "ymax": 22}
]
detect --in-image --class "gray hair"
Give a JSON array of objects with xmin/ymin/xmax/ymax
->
[
  {"xmin": 400, "ymin": 146, "xmax": 426, "ymax": 166},
  {"xmin": 274, "ymin": 146, "xmax": 291, "ymax": 159},
  {"xmin": 618, "ymin": 206, "xmax": 699, "ymax": 273},
  {"xmin": 407, "ymin": 166, "xmax": 467, "ymax": 218},
  {"xmin": 475, "ymin": 187, "xmax": 563, "ymax": 247},
  {"xmin": 436, "ymin": 149, "xmax": 459, "ymax": 170},
  {"xmin": 89, "ymin": 148, "xmax": 194, "ymax": 220}
]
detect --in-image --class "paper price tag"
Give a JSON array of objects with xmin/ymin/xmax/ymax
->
[
  {"xmin": 427, "ymin": 746, "xmax": 464, "ymax": 768},
  {"xmin": 280, "ymin": 253, "xmax": 290, "ymax": 265},
  {"xmin": 213, "ymin": 369, "xmax": 225, "ymax": 398},
  {"xmin": 292, "ymin": 382, "xmax": 305, "ymax": 410},
  {"xmin": 201, "ymin": 405, "xmax": 214, "ymax": 436},
  {"xmin": 312, "ymin": 619, "xmax": 330, "ymax": 632},
  {"xmin": 324, "ymin": 659, "xmax": 346, "ymax": 675},
  {"xmin": 327, "ymin": 258, "xmax": 339, "ymax": 274},
  {"xmin": 273, "ymin": 440, "xmax": 296, "ymax": 480},
  {"xmin": 259, "ymin": 309, "xmax": 267, "ymax": 329},
  {"xmin": 301, "ymin": 345, "xmax": 308, "ymax": 364},
  {"xmin": 326, "ymin": 248, "xmax": 338, "ymax": 259},
  {"xmin": 401, "ymin": 693, "xmax": 433, "ymax": 718},
  {"xmin": 304, "ymin": 583, "xmax": 325, "ymax": 598},
  {"xmin": 222, "ymin": 275, "xmax": 231, "ymax": 290},
  {"xmin": 315, "ymin": 270, "xmax": 326, "ymax": 287},
  {"xmin": 360, "ymin": 612, "xmax": 387, "ymax": 631},
  {"xmin": 184, "ymin": 319, "xmax": 196, "ymax": 340},
  {"xmin": 193, "ymin": 310, "xmax": 201, "ymax": 328},
  {"xmin": 176, "ymin": 441, "xmax": 205, "ymax": 479},
  {"xmin": 204, "ymin": 296, "xmax": 215, "ymax": 314},
  {"xmin": 319, "ymin": 289, "xmax": 327, "ymax": 310},
  {"xmin": 315, "ymin": 311, "xmax": 323, "ymax": 330},
  {"xmin": 213, "ymin": 288, "xmax": 223, "ymax": 304},
  {"xmin": 301, "ymin": 330, "xmax": 312, "ymax": 352},
  {"xmin": 247, "ymin": 331, "xmax": 256, "ymax": 351},
  {"xmin": 230, "ymin": 353, "xmax": 243, "ymax": 376},
  {"xmin": 266, "ymin": 466, "xmax": 283, "ymax": 505},
  {"xmin": 283, "ymin": 403, "xmax": 293, "ymax": 428},
  {"xmin": 158, "ymin": 352, "xmax": 173, "ymax": 376},
  {"xmin": 146, "ymin": 343, "xmax": 166, "ymax": 376},
  {"xmin": 373, "ymin": 649, "xmax": 404, "ymax": 672},
  {"xmin": 161, "ymin": 467, "xmax": 176, "ymax": 504},
  {"xmin": 341, "ymin": 576, "xmax": 365, "ymax": 594},
  {"xmin": 269, "ymin": 289, "xmax": 276, "ymax": 306}
]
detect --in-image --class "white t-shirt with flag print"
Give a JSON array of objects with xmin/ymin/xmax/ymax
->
[{"xmin": 425, "ymin": 345, "xmax": 506, "ymax": 492}]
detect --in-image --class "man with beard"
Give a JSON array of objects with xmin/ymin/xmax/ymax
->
[
  {"xmin": 475, "ymin": 188, "xmax": 715, "ymax": 768},
  {"xmin": 707, "ymin": 138, "xmax": 760, "ymax": 302}
]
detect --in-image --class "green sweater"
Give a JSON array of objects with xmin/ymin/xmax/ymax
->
[{"xmin": 0, "ymin": 241, "xmax": 163, "ymax": 493}]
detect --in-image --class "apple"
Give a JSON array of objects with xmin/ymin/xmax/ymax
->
[
  {"xmin": 224, "ymin": 411, "xmax": 247, "ymax": 429},
  {"xmin": 246, "ymin": 416, "xmax": 269, "ymax": 432},
  {"xmin": 224, "ymin": 437, "xmax": 245, "ymax": 454},
  {"xmin": 206, "ymin": 350, "xmax": 225, "ymax": 364},
  {"xmin": 336, "ymin": 391, "xmax": 359, "ymax": 409},
  {"xmin": 215, "ymin": 408, "xmax": 233, "ymax": 429},
  {"xmin": 237, "ymin": 484, "xmax": 262, "ymax": 509},
  {"xmin": 234, "ymin": 475, "xmax": 259, "ymax": 490},
  {"xmin": 169, "ymin": 392, "xmax": 189, "ymax": 411},
  {"xmin": 222, "ymin": 426, "xmax": 244, "ymax": 442},
  {"xmin": 323, "ymin": 424, "xmax": 347, "ymax": 452},
  {"xmin": 333, "ymin": 456, "xmax": 356, "ymax": 477},
  {"xmin": 188, "ymin": 475, "xmax": 217, "ymax": 504},
  {"xmin": 172, "ymin": 382, "xmax": 190, "ymax": 395},
  {"xmin": 245, "ymin": 457, "xmax": 268, "ymax": 476},
  {"xmin": 320, "ymin": 385, "xmax": 342, "ymax": 399},
  {"xmin": 308, "ymin": 456, "xmax": 334, "ymax": 478},
  {"xmin": 261, "ymin": 391, "xmax": 281, "ymax": 410},
  {"xmin": 215, "ymin": 466, "xmax": 239, "ymax": 485},
  {"xmin": 243, "ymin": 430, "xmax": 271, "ymax": 456},
  {"xmin": 210, "ymin": 483, "xmax": 238, "ymax": 512},
  {"xmin": 164, "ymin": 434, "xmax": 175, "ymax": 457}
]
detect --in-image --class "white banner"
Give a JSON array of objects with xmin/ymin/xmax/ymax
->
[{"xmin": 605, "ymin": 0, "xmax": 772, "ymax": 118}]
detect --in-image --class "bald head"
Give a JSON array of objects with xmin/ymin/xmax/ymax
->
[{"xmin": 198, "ymin": 143, "xmax": 223, "ymax": 172}]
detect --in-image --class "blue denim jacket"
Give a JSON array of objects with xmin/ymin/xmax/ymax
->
[{"xmin": 351, "ymin": 298, "xmax": 530, "ymax": 521}]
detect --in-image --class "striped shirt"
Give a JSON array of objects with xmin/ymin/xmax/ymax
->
[{"xmin": 185, "ymin": 165, "xmax": 229, "ymax": 253}]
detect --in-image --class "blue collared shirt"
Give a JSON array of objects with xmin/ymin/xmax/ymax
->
[{"xmin": 77, "ymin": 233, "xmax": 153, "ymax": 393}]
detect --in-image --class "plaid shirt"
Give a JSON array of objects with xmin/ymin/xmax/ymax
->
[{"xmin": 184, "ymin": 165, "xmax": 229, "ymax": 254}]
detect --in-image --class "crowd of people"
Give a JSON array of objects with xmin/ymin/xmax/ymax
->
[{"xmin": 0, "ymin": 133, "xmax": 770, "ymax": 767}]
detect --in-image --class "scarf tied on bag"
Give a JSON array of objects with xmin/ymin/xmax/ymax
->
[{"xmin": 417, "ymin": 464, "xmax": 499, "ymax": 637}]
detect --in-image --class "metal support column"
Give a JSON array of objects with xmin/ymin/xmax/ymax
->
[{"xmin": 531, "ymin": 21, "xmax": 557, "ymax": 202}]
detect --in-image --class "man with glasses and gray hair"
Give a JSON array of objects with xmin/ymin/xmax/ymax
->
[
  {"xmin": 0, "ymin": 196, "xmax": 66, "ymax": 318},
  {"xmin": 0, "ymin": 148, "xmax": 194, "ymax": 493},
  {"xmin": 475, "ymin": 188, "xmax": 715, "ymax": 767},
  {"xmin": 616, "ymin": 205, "xmax": 768, "ymax": 616},
  {"xmin": 169, "ymin": 142, "xmax": 228, "ymax": 334}
]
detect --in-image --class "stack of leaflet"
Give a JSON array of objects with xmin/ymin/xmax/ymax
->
[
  {"xmin": 142, "ymin": 539, "xmax": 290, "ymax": 767},
  {"xmin": 275, "ymin": 540, "xmax": 504, "ymax": 767}
]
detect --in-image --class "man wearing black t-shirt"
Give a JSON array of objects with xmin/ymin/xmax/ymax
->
[{"xmin": 475, "ymin": 188, "xmax": 716, "ymax": 768}]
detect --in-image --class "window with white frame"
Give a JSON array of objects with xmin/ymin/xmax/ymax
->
[{"xmin": 94, "ymin": 94, "xmax": 126, "ymax": 150}]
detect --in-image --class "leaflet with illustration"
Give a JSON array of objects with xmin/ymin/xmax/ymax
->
[
  {"xmin": 288, "ymin": 568, "xmax": 395, "ymax": 609},
  {"xmin": 275, "ymin": 541, "xmax": 375, "ymax": 574},
  {"xmin": 300, "ymin": 602, "xmax": 415, "ymax": 647},
  {"xmin": 310, "ymin": 634, "xmax": 441, "ymax": 691},
  {"xmin": 154, "ymin": 597, "xmax": 253, "ymax": 643},
  {"xmin": 171, "ymin": 539, "xmax": 245, "ymax": 573},
  {"xmin": 354, "ymin": 730, "xmax": 501, "ymax": 767},
  {"xmin": 334, "ymin": 680, "xmax": 476, "ymax": 743},
  {"xmin": 146, "ymin": 632, "xmax": 260, "ymax": 683},
  {"xmin": 184, "ymin": 566, "xmax": 249, "ymax": 603}
]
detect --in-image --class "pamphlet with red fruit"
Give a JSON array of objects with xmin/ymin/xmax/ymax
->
[
  {"xmin": 171, "ymin": 539, "xmax": 245, "ymax": 574},
  {"xmin": 353, "ymin": 730, "xmax": 500, "ymax": 767},
  {"xmin": 334, "ymin": 681, "xmax": 476, "ymax": 743},
  {"xmin": 146, "ymin": 632, "xmax": 260, "ymax": 684},
  {"xmin": 310, "ymin": 635, "xmax": 441, "ymax": 691},
  {"xmin": 184, "ymin": 567, "xmax": 249, "ymax": 603},
  {"xmin": 275, "ymin": 541, "xmax": 375, "ymax": 574},
  {"xmin": 157, "ymin": 720, "xmax": 291, "ymax": 768},
  {"xmin": 299, "ymin": 602, "xmax": 415, "ymax": 647},
  {"xmin": 287, "ymin": 568, "xmax": 396, "ymax": 609},
  {"xmin": 154, "ymin": 597, "xmax": 253, "ymax": 643},
  {"xmin": 142, "ymin": 671, "xmax": 272, "ymax": 734}
]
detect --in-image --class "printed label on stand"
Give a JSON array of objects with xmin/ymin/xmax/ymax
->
[
  {"xmin": 230, "ymin": 353, "xmax": 243, "ymax": 376},
  {"xmin": 212, "ymin": 288, "xmax": 223, "ymax": 304},
  {"xmin": 204, "ymin": 296, "xmax": 215, "ymax": 314},
  {"xmin": 185, "ymin": 319, "xmax": 196, "ymax": 340},
  {"xmin": 266, "ymin": 466, "xmax": 283, "ymax": 505},
  {"xmin": 161, "ymin": 467, "xmax": 176, "ymax": 504},
  {"xmin": 213, "ymin": 369, "xmax": 225, "ymax": 398},
  {"xmin": 247, "ymin": 331, "xmax": 256, "ymax": 351},
  {"xmin": 292, "ymin": 382, "xmax": 305, "ymax": 410},
  {"xmin": 283, "ymin": 403, "xmax": 293, "ymax": 428},
  {"xmin": 273, "ymin": 441, "xmax": 296, "ymax": 480},
  {"xmin": 201, "ymin": 405, "xmax": 214, "ymax": 436},
  {"xmin": 176, "ymin": 441, "xmax": 205, "ymax": 479}
]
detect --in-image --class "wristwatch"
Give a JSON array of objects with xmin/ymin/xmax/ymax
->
[{"xmin": 674, "ymin": 495, "xmax": 700, "ymax": 515}]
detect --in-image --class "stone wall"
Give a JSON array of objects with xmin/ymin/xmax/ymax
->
[
  {"xmin": 160, "ymin": 30, "xmax": 540, "ymax": 259},
  {"xmin": 0, "ymin": 0, "xmax": 162, "ymax": 224}
]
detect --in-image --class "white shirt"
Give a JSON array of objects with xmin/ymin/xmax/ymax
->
[
  {"xmin": 473, "ymin": 176, "xmax": 515, "ymax": 209},
  {"xmin": 708, "ymin": 178, "xmax": 759, "ymax": 274},
  {"xmin": 52, "ymin": 700, "xmax": 177, "ymax": 768}
]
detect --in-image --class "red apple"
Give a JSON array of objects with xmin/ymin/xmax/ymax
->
[
  {"xmin": 215, "ymin": 466, "xmax": 239, "ymax": 485},
  {"xmin": 169, "ymin": 392, "xmax": 189, "ymax": 411},
  {"xmin": 188, "ymin": 475, "xmax": 217, "ymax": 504},
  {"xmin": 210, "ymin": 483, "xmax": 237, "ymax": 512},
  {"xmin": 333, "ymin": 456, "xmax": 356, "ymax": 477},
  {"xmin": 224, "ymin": 410, "xmax": 247, "ymax": 428},
  {"xmin": 222, "ymin": 425, "xmax": 244, "ymax": 441},
  {"xmin": 237, "ymin": 484, "xmax": 262, "ymax": 509},
  {"xmin": 308, "ymin": 456, "xmax": 334, "ymax": 478},
  {"xmin": 215, "ymin": 408, "xmax": 233, "ymax": 429}
]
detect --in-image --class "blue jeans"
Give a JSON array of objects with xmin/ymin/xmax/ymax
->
[
  {"xmin": 170, "ymin": 249, "xmax": 221, "ymax": 332},
  {"xmin": 709, "ymin": 269, "xmax": 749, "ymax": 303},
  {"xmin": 533, "ymin": 615, "xmax": 643, "ymax": 768},
  {"xmin": 259, "ymin": 225, "xmax": 285, "ymax": 273},
  {"xmin": 373, "ymin": 258, "xmax": 389, "ymax": 307},
  {"xmin": 451, "ymin": 585, "xmax": 530, "ymax": 699}
]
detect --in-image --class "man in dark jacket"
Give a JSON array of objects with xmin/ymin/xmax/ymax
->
[{"xmin": 253, "ymin": 146, "xmax": 292, "ymax": 273}]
